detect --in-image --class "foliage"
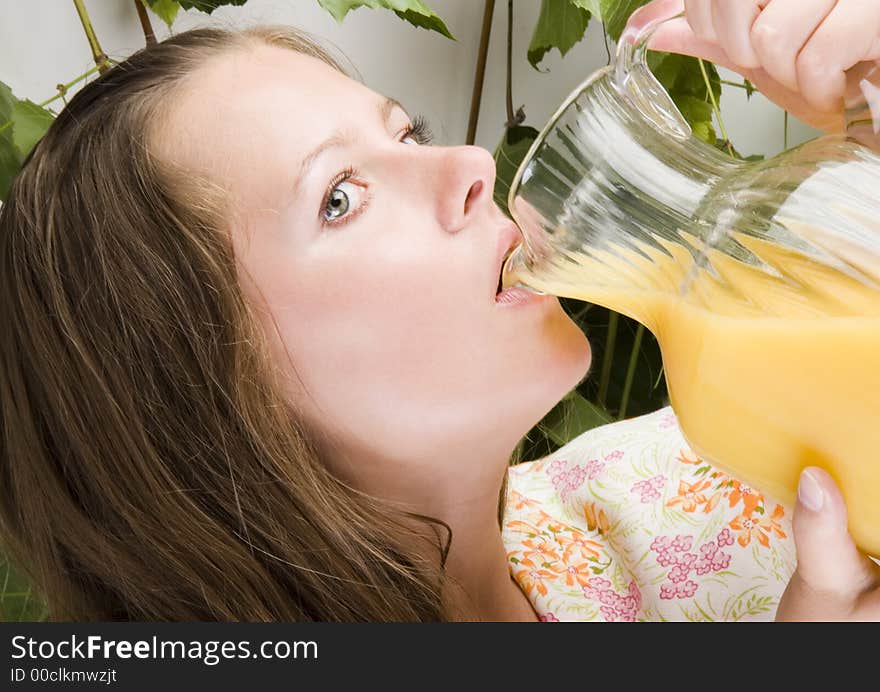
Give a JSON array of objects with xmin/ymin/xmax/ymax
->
[{"xmin": 0, "ymin": 82, "xmax": 54, "ymax": 200}]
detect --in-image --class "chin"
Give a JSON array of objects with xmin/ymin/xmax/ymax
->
[{"xmin": 552, "ymin": 303, "xmax": 593, "ymax": 377}]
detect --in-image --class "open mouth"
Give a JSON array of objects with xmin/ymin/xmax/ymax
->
[{"xmin": 496, "ymin": 241, "xmax": 520, "ymax": 296}]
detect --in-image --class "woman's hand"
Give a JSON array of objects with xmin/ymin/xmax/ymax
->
[
  {"xmin": 624, "ymin": 0, "xmax": 880, "ymax": 132},
  {"xmin": 775, "ymin": 467, "xmax": 879, "ymax": 621}
]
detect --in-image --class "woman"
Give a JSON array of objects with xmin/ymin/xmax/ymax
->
[{"xmin": 0, "ymin": 0, "xmax": 876, "ymax": 621}]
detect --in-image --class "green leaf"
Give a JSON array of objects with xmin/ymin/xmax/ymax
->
[
  {"xmin": 0, "ymin": 80, "xmax": 14, "ymax": 124},
  {"xmin": 177, "ymin": 0, "xmax": 247, "ymax": 11},
  {"xmin": 0, "ymin": 553, "xmax": 48, "ymax": 621},
  {"xmin": 539, "ymin": 390, "xmax": 612, "ymax": 447},
  {"xmin": 528, "ymin": 0, "xmax": 591, "ymax": 70},
  {"xmin": 0, "ymin": 136, "xmax": 21, "ymax": 202},
  {"xmin": 146, "ymin": 0, "xmax": 181, "ymax": 27},
  {"xmin": 568, "ymin": 302, "xmax": 668, "ymax": 420},
  {"xmin": 10, "ymin": 100, "xmax": 54, "ymax": 158},
  {"xmin": 647, "ymin": 51, "xmax": 721, "ymax": 145},
  {"xmin": 572, "ymin": 0, "xmax": 649, "ymax": 42},
  {"xmin": 317, "ymin": 0, "xmax": 453, "ymax": 39},
  {"xmin": 492, "ymin": 125, "xmax": 538, "ymax": 216},
  {"xmin": 0, "ymin": 81, "xmax": 55, "ymax": 202}
]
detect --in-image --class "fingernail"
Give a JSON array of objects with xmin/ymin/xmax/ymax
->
[{"xmin": 798, "ymin": 468, "xmax": 824, "ymax": 512}]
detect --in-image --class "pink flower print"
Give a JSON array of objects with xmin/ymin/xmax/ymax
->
[
  {"xmin": 585, "ymin": 458, "xmax": 605, "ymax": 480},
  {"xmin": 599, "ymin": 606, "xmax": 619, "ymax": 622},
  {"xmin": 671, "ymin": 534, "xmax": 693, "ymax": 552},
  {"xmin": 585, "ymin": 578, "xmax": 640, "ymax": 622},
  {"xmin": 604, "ymin": 449, "xmax": 624, "ymax": 462},
  {"xmin": 674, "ymin": 580, "xmax": 698, "ymax": 598},
  {"xmin": 716, "ymin": 527, "xmax": 734, "ymax": 547},
  {"xmin": 547, "ymin": 459, "xmax": 567, "ymax": 478},
  {"xmin": 549, "ymin": 461, "xmax": 587, "ymax": 501},
  {"xmin": 599, "ymin": 590, "xmax": 618, "ymax": 606},
  {"xmin": 660, "ymin": 578, "xmax": 699, "ymax": 599},
  {"xmin": 694, "ymin": 540, "xmax": 730, "ymax": 574},
  {"xmin": 628, "ymin": 581, "xmax": 642, "ymax": 610},
  {"xmin": 699, "ymin": 540, "xmax": 718, "ymax": 558},
  {"xmin": 539, "ymin": 613, "xmax": 559, "ymax": 622},
  {"xmin": 655, "ymin": 550, "xmax": 676, "ymax": 567},
  {"xmin": 631, "ymin": 474, "xmax": 666, "ymax": 503},
  {"xmin": 675, "ymin": 552, "xmax": 697, "ymax": 568},
  {"xmin": 659, "ymin": 410, "xmax": 678, "ymax": 429},
  {"xmin": 668, "ymin": 563, "xmax": 690, "ymax": 583},
  {"xmin": 650, "ymin": 536, "xmax": 672, "ymax": 552},
  {"xmin": 710, "ymin": 550, "xmax": 731, "ymax": 571}
]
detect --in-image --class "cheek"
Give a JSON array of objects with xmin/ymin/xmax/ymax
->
[{"xmin": 261, "ymin": 237, "xmax": 487, "ymax": 430}]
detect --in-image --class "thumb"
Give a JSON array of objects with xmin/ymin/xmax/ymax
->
[
  {"xmin": 621, "ymin": 0, "xmax": 735, "ymax": 71},
  {"xmin": 792, "ymin": 467, "xmax": 874, "ymax": 597}
]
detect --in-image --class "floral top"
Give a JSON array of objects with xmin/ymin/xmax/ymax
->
[{"xmin": 502, "ymin": 406, "xmax": 796, "ymax": 622}]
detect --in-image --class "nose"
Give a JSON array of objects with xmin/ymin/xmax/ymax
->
[{"xmin": 435, "ymin": 145, "xmax": 497, "ymax": 234}]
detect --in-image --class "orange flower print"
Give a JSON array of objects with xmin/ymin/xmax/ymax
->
[
  {"xmin": 584, "ymin": 502, "xmax": 611, "ymax": 534},
  {"xmin": 703, "ymin": 492, "xmax": 722, "ymax": 513},
  {"xmin": 507, "ymin": 489, "xmax": 541, "ymax": 512},
  {"xmin": 558, "ymin": 530, "xmax": 602, "ymax": 564},
  {"xmin": 504, "ymin": 519, "xmax": 542, "ymax": 537},
  {"xmin": 727, "ymin": 480, "xmax": 761, "ymax": 515},
  {"xmin": 514, "ymin": 567, "xmax": 558, "ymax": 597},
  {"xmin": 729, "ymin": 504, "xmax": 787, "ymax": 548},
  {"xmin": 675, "ymin": 448, "xmax": 701, "ymax": 465},
  {"xmin": 520, "ymin": 538, "xmax": 561, "ymax": 567},
  {"xmin": 666, "ymin": 478, "xmax": 713, "ymax": 513},
  {"xmin": 562, "ymin": 561, "xmax": 594, "ymax": 588}
]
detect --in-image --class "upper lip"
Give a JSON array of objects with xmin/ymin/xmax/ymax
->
[{"xmin": 494, "ymin": 221, "xmax": 523, "ymax": 297}]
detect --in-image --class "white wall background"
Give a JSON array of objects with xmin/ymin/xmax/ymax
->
[{"xmin": 1, "ymin": 0, "xmax": 818, "ymax": 157}]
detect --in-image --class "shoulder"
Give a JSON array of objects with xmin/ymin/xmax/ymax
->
[{"xmin": 503, "ymin": 407, "xmax": 796, "ymax": 622}]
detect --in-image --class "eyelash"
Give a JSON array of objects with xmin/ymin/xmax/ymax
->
[{"xmin": 319, "ymin": 115, "xmax": 434, "ymax": 228}]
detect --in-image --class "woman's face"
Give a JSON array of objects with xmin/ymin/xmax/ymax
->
[{"xmin": 170, "ymin": 45, "xmax": 591, "ymax": 484}]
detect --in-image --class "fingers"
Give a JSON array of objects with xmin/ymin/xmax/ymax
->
[
  {"xmin": 796, "ymin": 0, "xmax": 880, "ymax": 112},
  {"xmin": 750, "ymin": 0, "xmax": 837, "ymax": 92},
  {"xmin": 621, "ymin": 0, "xmax": 685, "ymax": 45},
  {"xmin": 791, "ymin": 467, "xmax": 877, "ymax": 599},
  {"xmin": 647, "ymin": 16, "xmax": 734, "ymax": 68},
  {"xmin": 685, "ymin": 0, "xmax": 718, "ymax": 41},
  {"xmin": 711, "ymin": 0, "xmax": 762, "ymax": 68}
]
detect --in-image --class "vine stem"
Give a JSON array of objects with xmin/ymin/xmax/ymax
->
[
  {"xmin": 783, "ymin": 110, "xmax": 789, "ymax": 150},
  {"xmin": 466, "ymin": 0, "xmax": 495, "ymax": 145},
  {"xmin": 72, "ymin": 0, "xmax": 111, "ymax": 73},
  {"xmin": 135, "ymin": 0, "xmax": 157, "ymax": 45},
  {"xmin": 698, "ymin": 58, "xmax": 734, "ymax": 156},
  {"xmin": 0, "ymin": 64, "xmax": 103, "ymax": 136},
  {"xmin": 618, "ymin": 323, "xmax": 645, "ymax": 420},
  {"xmin": 37, "ymin": 65, "xmax": 103, "ymax": 107},
  {"xmin": 597, "ymin": 311, "xmax": 618, "ymax": 409},
  {"xmin": 505, "ymin": 0, "xmax": 515, "ymax": 126}
]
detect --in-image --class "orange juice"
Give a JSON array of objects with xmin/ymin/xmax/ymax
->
[{"xmin": 512, "ymin": 233, "xmax": 880, "ymax": 555}]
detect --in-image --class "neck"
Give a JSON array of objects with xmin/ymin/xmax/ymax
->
[
  {"xmin": 439, "ymin": 495, "xmax": 539, "ymax": 621},
  {"xmin": 327, "ymin": 436, "xmax": 540, "ymax": 621}
]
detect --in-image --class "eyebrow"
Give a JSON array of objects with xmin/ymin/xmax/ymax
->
[{"xmin": 293, "ymin": 96, "xmax": 408, "ymax": 195}]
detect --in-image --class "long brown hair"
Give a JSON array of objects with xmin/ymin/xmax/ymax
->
[{"xmin": 0, "ymin": 26, "xmax": 467, "ymax": 621}]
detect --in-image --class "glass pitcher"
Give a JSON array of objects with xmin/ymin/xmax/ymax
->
[{"xmin": 501, "ymin": 15, "xmax": 880, "ymax": 556}]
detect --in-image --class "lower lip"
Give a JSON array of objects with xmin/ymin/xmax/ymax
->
[{"xmin": 494, "ymin": 286, "xmax": 550, "ymax": 306}]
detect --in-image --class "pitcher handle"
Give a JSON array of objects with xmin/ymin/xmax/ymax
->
[
  {"xmin": 619, "ymin": 8, "xmax": 880, "ymax": 152},
  {"xmin": 612, "ymin": 12, "xmax": 693, "ymax": 141}
]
